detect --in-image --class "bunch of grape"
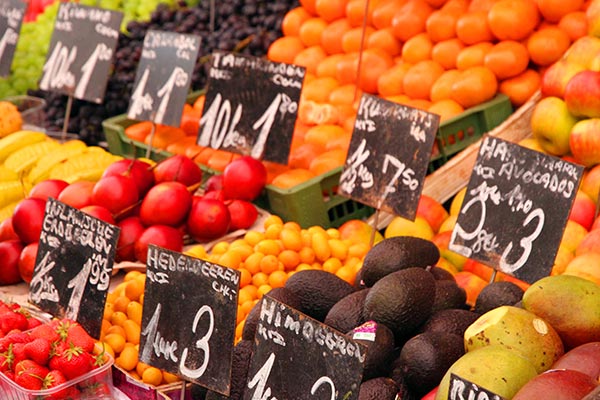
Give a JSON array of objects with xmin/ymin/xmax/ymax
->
[{"xmin": 34, "ymin": 0, "xmax": 298, "ymax": 146}]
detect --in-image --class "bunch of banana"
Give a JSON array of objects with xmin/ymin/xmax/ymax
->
[
  {"xmin": 47, "ymin": 147, "xmax": 122, "ymax": 183},
  {"xmin": 0, "ymin": 130, "xmax": 47, "ymax": 163},
  {"xmin": 28, "ymin": 139, "xmax": 88, "ymax": 184}
]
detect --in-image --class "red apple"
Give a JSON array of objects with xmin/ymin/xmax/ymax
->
[
  {"xmin": 0, "ymin": 240, "xmax": 24, "ymax": 285},
  {"xmin": 222, "ymin": 156, "xmax": 267, "ymax": 201},
  {"xmin": 531, "ymin": 96, "xmax": 579, "ymax": 156},
  {"xmin": 227, "ymin": 200, "xmax": 258, "ymax": 231},
  {"xmin": 116, "ymin": 216, "xmax": 145, "ymax": 262},
  {"xmin": 18, "ymin": 242, "xmax": 38, "ymax": 284},
  {"xmin": 187, "ymin": 198, "xmax": 230, "ymax": 242},
  {"xmin": 512, "ymin": 369, "xmax": 598, "ymax": 400},
  {"xmin": 102, "ymin": 158, "xmax": 155, "ymax": 197},
  {"xmin": 417, "ymin": 194, "xmax": 449, "ymax": 233},
  {"xmin": 581, "ymin": 164, "xmax": 600, "ymax": 202},
  {"xmin": 134, "ymin": 225, "xmax": 184, "ymax": 264},
  {"xmin": 338, "ymin": 219, "xmax": 384, "ymax": 246},
  {"xmin": 569, "ymin": 190, "xmax": 596, "ymax": 231},
  {"xmin": 204, "ymin": 174, "xmax": 223, "ymax": 193},
  {"xmin": 92, "ymin": 175, "xmax": 139, "ymax": 216},
  {"xmin": 203, "ymin": 189, "xmax": 226, "ymax": 202},
  {"xmin": 28, "ymin": 179, "xmax": 68, "ymax": 201},
  {"xmin": 541, "ymin": 59, "xmax": 585, "ymax": 98},
  {"xmin": 564, "ymin": 70, "xmax": 600, "ymax": 118},
  {"xmin": 154, "ymin": 155, "xmax": 202, "ymax": 186},
  {"xmin": 0, "ymin": 217, "xmax": 18, "ymax": 241},
  {"xmin": 57, "ymin": 181, "xmax": 95, "ymax": 209},
  {"xmin": 80, "ymin": 205, "xmax": 116, "ymax": 225},
  {"xmin": 570, "ymin": 118, "xmax": 600, "ymax": 167},
  {"xmin": 12, "ymin": 198, "xmax": 46, "ymax": 244},
  {"xmin": 139, "ymin": 181, "xmax": 192, "ymax": 227},
  {"xmin": 575, "ymin": 229, "xmax": 600, "ymax": 256},
  {"xmin": 552, "ymin": 342, "xmax": 600, "ymax": 380}
]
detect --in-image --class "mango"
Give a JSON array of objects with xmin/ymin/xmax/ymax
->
[
  {"xmin": 522, "ymin": 275, "xmax": 600, "ymax": 349},
  {"xmin": 464, "ymin": 306, "xmax": 564, "ymax": 373}
]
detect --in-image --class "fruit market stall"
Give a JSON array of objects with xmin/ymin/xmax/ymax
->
[{"xmin": 1, "ymin": 0, "xmax": 600, "ymax": 399}]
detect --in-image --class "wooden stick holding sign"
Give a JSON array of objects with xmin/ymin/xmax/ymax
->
[
  {"xmin": 338, "ymin": 93, "xmax": 440, "ymax": 247},
  {"xmin": 0, "ymin": 0, "xmax": 26, "ymax": 77},
  {"xmin": 38, "ymin": 3, "xmax": 123, "ymax": 142}
]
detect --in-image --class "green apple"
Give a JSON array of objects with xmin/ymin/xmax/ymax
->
[{"xmin": 531, "ymin": 96, "xmax": 579, "ymax": 155}]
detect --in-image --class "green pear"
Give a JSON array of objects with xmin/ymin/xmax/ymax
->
[
  {"xmin": 464, "ymin": 306, "xmax": 564, "ymax": 373},
  {"xmin": 522, "ymin": 275, "xmax": 600, "ymax": 349},
  {"xmin": 435, "ymin": 345, "xmax": 538, "ymax": 400}
]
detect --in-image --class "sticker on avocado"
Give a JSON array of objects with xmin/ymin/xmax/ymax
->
[{"xmin": 352, "ymin": 321, "xmax": 378, "ymax": 342}]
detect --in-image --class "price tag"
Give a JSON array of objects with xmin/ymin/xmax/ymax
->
[
  {"xmin": 0, "ymin": 0, "xmax": 26, "ymax": 77},
  {"xmin": 127, "ymin": 30, "xmax": 201, "ymax": 127},
  {"xmin": 28, "ymin": 198, "xmax": 120, "ymax": 338},
  {"xmin": 243, "ymin": 297, "xmax": 366, "ymax": 400},
  {"xmin": 139, "ymin": 245, "xmax": 240, "ymax": 395},
  {"xmin": 38, "ymin": 3, "xmax": 122, "ymax": 103},
  {"xmin": 449, "ymin": 136, "xmax": 584, "ymax": 283},
  {"xmin": 339, "ymin": 94, "xmax": 439, "ymax": 219},
  {"xmin": 198, "ymin": 51, "xmax": 305, "ymax": 164},
  {"xmin": 448, "ymin": 374, "xmax": 506, "ymax": 400}
]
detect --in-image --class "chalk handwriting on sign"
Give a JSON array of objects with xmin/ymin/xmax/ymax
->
[
  {"xmin": 139, "ymin": 245, "xmax": 240, "ymax": 395},
  {"xmin": 29, "ymin": 198, "xmax": 119, "ymax": 338},
  {"xmin": 243, "ymin": 297, "xmax": 365, "ymax": 400},
  {"xmin": 449, "ymin": 374, "xmax": 506, "ymax": 400},
  {"xmin": 198, "ymin": 51, "xmax": 305, "ymax": 164},
  {"xmin": 339, "ymin": 94, "xmax": 439, "ymax": 220},
  {"xmin": 127, "ymin": 30, "xmax": 200, "ymax": 127},
  {"xmin": 449, "ymin": 136, "xmax": 583, "ymax": 283},
  {"xmin": 0, "ymin": 0, "xmax": 26, "ymax": 76},
  {"xmin": 38, "ymin": 3, "xmax": 122, "ymax": 103}
]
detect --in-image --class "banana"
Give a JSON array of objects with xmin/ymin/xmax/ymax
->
[
  {"xmin": 4, "ymin": 140, "xmax": 61, "ymax": 175},
  {"xmin": 48, "ymin": 150, "xmax": 121, "ymax": 182},
  {"xmin": 62, "ymin": 167, "xmax": 108, "ymax": 184},
  {"xmin": 0, "ymin": 130, "xmax": 47, "ymax": 163},
  {"xmin": 0, "ymin": 165, "xmax": 18, "ymax": 182},
  {"xmin": 0, "ymin": 201, "xmax": 19, "ymax": 223},
  {"xmin": 28, "ymin": 140, "xmax": 88, "ymax": 184},
  {"xmin": 0, "ymin": 180, "xmax": 26, "ymax": 208}
]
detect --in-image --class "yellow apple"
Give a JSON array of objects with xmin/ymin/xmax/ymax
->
[{"xmin": 384, "ymin": 215, "xmax": 434, "ymax": 240}]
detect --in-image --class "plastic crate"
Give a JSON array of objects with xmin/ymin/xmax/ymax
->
[{"xmin": 0, "ymin": 352, "xmax": 115, "ymax": 399}]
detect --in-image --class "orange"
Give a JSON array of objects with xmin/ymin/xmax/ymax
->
[
  {"xmin": 335, "ymin": 52, "xmax": 359, "ymax": 85},
  {"xmin": 386, "ymin": 94, "xmax": 411, "ymax": 105},
  {"xmin": 251, "ymin": 271, "xmax": 269, "ymax": 287},
  {"xmin": 402, "ymin": 33, "xmax": 433, "ymax": 64},
  {"xmin": 428, "ymin": 99, "xmax": 465, "ymax": 122},
  {"xmin": 527, "ymin": 26, "xmax": 571, "ymax": 66},
  {"xmin": 166, "ymin": 136, "xmax": 199, "ymax": 156},
  {"xmin": 341, "ymin": 26, "xmax": 375, "ymax": 54},
  {"xmin": 456, "ymin": 42, "xmax": 494, "ymax": 70},
  {"xmin": 271, "ymin": 168, "xmax": 316, "ymax": 188},
  {"xmin": 391, "ymin": 0, "xmax": 434, "ymax": 42},
  {"xmin": 325, "ymin": 128, "xmax": 352, "ymax": 151},
  {"xmin": 403, "ymin": 60, "xmax": 445, "ymax": 100},
  {"xmin": 125, "ymin": 121, "xmax": 152, "ymax": 142},
  {"xmin": 430, "ymin": 69, "xmax": 462, "ymax": 102},
  {"xmin": 301, "ymin": 76, "xmax": 340, "ymax": 103},
  {"xmin": 304, "ymin": 124, "xmax": 347, "ymax": 148},
  {"xmin": 451, "ymin": 65, "xmax": 498, "ymax": 108},
  {"xmin": 558, "ymin": 11, "xmax": 588, "ymax": 41},
  {"xmin": 431, "ymin": 38, "xmax": 465, "ymax": 70},
  {"xmin": 356, "ymin": 48, "xmax": 395, "ymax": 93},
  {"xmin": 536, "ymin": 0, "xmax": 585, "ymax": 23},
  {"xmin": 142, "ymin": 367, "xmax": 163, "ymax": 386},
  {"xmin": 377, "ymin": 63, "xmax": 411, "ymax": 97},
  {"xmin": 300, "ymin": 0, "xmax": 318, "ymax": 15},
  {"xmin": 499, "ymin": 68, "xmax": 541, "ymax": 106},
  {"xmin": 425, "ymin": 0, "xmax": 449, "ymax": 7},
  {"xmin": 484, "ymin": 40, "xmax": 530, "ymax": 80},
  {"xmin": 372, "ymin": 0, "xmax": 407, "ymax": 29},
  {"xmin": 288, "ymin": 142, "xmax": 324, "ymax": 169},
  {"xmin": 468, "ymin": 0, "xmax": 500, "ymax": 12},
  {"xmin": 293, "ymin": 45, "xmax": 328, "ymax": 75},
  {"xmin": 316, "ymin": 0, "xmax": 349, "ymax": 22},
  {"xmin": 335, "ymin": 265, "xmax": 357, "ymax": 284},
  {"xmin": 206, "ymin": 150, "xmax": 238, "ymax": 171},
  {"xmin": 267, "ymin": 36, "xmax": 305, "ymax": 64},
  {"xmin": 487, "ymin": 0, "xmax": 541, "ymax": 41},
  {"xmin": 316, "ymin": 54, "xmax": 347, "ymax": 78},
  {"xmin": 298, "ymin": 100, "xmax": 340, "ymax": 125},
  {"xmin": 278, "ymin": 249, "xmax": 301, "ymax": 270},
  {"xmin": 268, "ymin": 270, "xmax": 289, "ymax": 288},
  {"xmin": 426, "ymin": 10, "xmax": 459, "ymax": 43},
  {"xmin": 329, "ymin": 83, "xmax": 362, "ymax": 105},
  {"xmin": 144, "ymin": 126, "xmax": 186, "ymax": 150},
  {"xmin": 346, "ymin": 0, "xmax": 376, "ymax": 27},
  {"xmin": 366, "ymin": 28, "xmax": 402, "ymax": 56},
  {"xmin": 309, "ymin": 149, "xmax": 347, "ymax": 175},
  {"xmin": 299, "ymin": 17, "xmax": 328, "ymax": 47},
  {"xmin": 282, "ymin": 7, "xmax": 312, "ymax": 36},
  {"xmin": 259, "ymin": 254, "xmax": 281, "ymax": 274},
  {"xmin": 320, "ymin": 19, "xmax": 352, "ymax": 55},
  {"xmin": 404, "ymin": 98, "xmax": 432, "ymax": 110},
  {"xmin": 456, "ymin": 11, "xmax": 494, "ymax": 44}
]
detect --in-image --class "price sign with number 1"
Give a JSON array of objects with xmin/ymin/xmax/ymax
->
[
  {"xmin": 39, "ymin": 3, "xmax": 122, "ymax": 103},
  {"xmin": 0, "ymin": 0, "xmax": 26, "ymax": 77}
]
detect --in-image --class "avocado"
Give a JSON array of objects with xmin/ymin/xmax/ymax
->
[
  {"xmin": 431, "ymin": 279, "xmax": 467, "ymax": 312},
  {"xmin": 284, "ymin": 269, "xmax": 355, "ymax": 321},
  {"xmin": 394, "ymin": 331, "xmax": 465, "ymax": 397},
  {"xmin": 358, "ymin": 377, "xmax": 400, "ymax": 400},
  {"xmin": 347, "ymin": 321, "xmax": 395, "ymax": 380},
  {"xmin": 429, "ymin": 266, "xmax": 455, "ymax": 281},
  {"xmin": 242, "ymin": 287, "xmax": 302, "ymax": 341},
  {"xmin": 419, "ymin": 308, "xmax": 481, "ymax": 336},
  {"xmin": 474, "ymin": 281, "xmax": 524, "ymax": 314},
  {"xmin": 204, "ymin": 339, "xmax": 254, "ymax": 400},
  {"xmin": 324, "ymin": 288, "xmax": 370, "ymax": 333},
  {"xmin": 361, "ymin": 236, "xmax": 440, "ymax": 287},
  {"xmin": 363, "ymin": 267, "xmax": 436, "ymax": 341}
]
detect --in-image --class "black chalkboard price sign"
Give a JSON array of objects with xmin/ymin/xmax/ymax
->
[
  {"xmin": 0, "ymin": 0, "xmax": 26, "ymax": 77},
  {"xmin": 28, "ymin": 198, "xmax": 120, "ymax": 338},
  {"xmin": 127, "ymin": 30, "xmax": 201, "ymax": 127},
  {"xmin": 448, "ymin": 374, "xmax": 506, "ymax": 400},
  {"xmin": 198, "ymin": 51, "xmax": 305, "ymax": 164},
  {"xmin": 338, "ymin": 94, "xmax": 439, "ymax": 219},
  {"xmin": 449, "ymin": 136, "xmax": 584, "ymax": 283},
  {"xmin": 139, "ymin": 245, "xmax": 240, "ymax": 395},
  {"xmin": 38, "ymin": 3, "xmax": 122, "ymax": 103},
  {"xmin": 244, "ymin": 297, "xmax": 366, "ymax": 400}
]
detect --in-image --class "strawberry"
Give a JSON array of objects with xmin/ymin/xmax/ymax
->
[
  {"xmin": 49, "ymin": 342, "xmax": 95, "ymax": 380},
  {"xmin": 14, "ymin": 359, "xmax": 48, "ymax": 390},
  {"xmin": 82, "ymin": 381, "xmax": 112, "ymax": 397},
  {"xmin": 24, "ymin": 337, "xmax": 51, "ymax": 365},
  {"xmin": 26, "ymin": 316, "xmax": 42, "ymax": 330},
  {"xmin": 63, "ymin": 321, "xmax": 95, "ymax": 353},
  {"xmin": 0, "ymin": 349, "xmax": 12, "ymax": 372},
  {"xmin": 43, "ymin": 369, "xmax": 77, "ymax": 400},
  {"xmin": 0, "ymin": 310, "xmax": 28, "ymax": 333},
  {"xmin": 12, "ymin": 342, "xmax": 28, "ymax": 368},
  {"xmin": 29, "ymin": 323, "xmax": 61, "ymax": 343}
]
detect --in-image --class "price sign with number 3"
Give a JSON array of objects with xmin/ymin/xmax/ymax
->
[{"xmin": 39, "ymin": 3, "xmax": 122, "ymax": 103}]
